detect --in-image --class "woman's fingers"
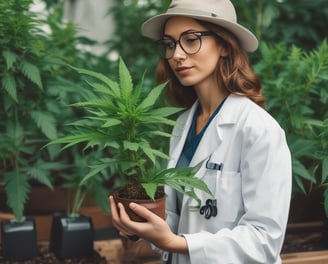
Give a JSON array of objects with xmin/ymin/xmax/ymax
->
[
  {"xmin": 109, "ymin": 196, "xmax": 119, "ymax": 220},
  {"xmin": 109, "ymin": 196, "xmax": 136, "ymax": 236},
  {"xmin": 110, "ymin": 195, "xmax": 174, "ymax": 248},
  {"xmin": 129, "ymin": 202, "xmax": 159, "ymax": 222}
]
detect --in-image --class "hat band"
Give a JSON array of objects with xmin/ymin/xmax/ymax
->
[{"xmin": 166, "ymin": 8, "xmax": 219, "ymax": 19}]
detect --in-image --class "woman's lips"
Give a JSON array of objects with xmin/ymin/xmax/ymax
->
[{"xmin": 175, "ymin": 66, "xmax": 192, "ymax": 75}]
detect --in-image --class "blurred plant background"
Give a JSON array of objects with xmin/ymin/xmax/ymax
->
[{"xmin": 0, "ymin": 0, "xmax": 327, "ymax": 220}]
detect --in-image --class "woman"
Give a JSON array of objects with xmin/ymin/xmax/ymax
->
[{"xmin": 109, "ymin": 0, "xmax": 292, "ymax": 263}]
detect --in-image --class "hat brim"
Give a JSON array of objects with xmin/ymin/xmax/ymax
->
[{"xmin": 141, "ymin": 12, "xmax": 258, "ymax": 52}]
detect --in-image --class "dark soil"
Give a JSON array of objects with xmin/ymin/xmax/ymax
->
[
  {"xmin": 2, "ymin": 222, "xmax": 328, "ymax": 262},
  {"xmin": 0, "ymin": 244, "xmax": 107, "ymax": 264},
  {"xmin": 117, "ymin": 184, "xmax": 165, "ymax": 200},
  {"xmin": 281, "ymin": 222, "xmax": 328, "ymax": 254}
]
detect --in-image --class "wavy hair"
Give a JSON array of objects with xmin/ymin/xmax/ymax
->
[{"xmin": 156, "ymin": 20, "xmax": 265, "ymax": 108}]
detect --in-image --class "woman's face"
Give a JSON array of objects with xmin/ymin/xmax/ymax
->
[{"xmin": 163, "ymin": 16, "xmax": 225, "ymax": 89}]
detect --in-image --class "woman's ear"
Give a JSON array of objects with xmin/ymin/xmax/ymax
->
[{"xmin": 219, "ymin": 45, "xmax": 230, "ymax": 57}]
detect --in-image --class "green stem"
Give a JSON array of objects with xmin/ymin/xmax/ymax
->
[
  {"xmin": 71, "ymin": 187, "xmax": 82, "ymax": 217},
  {"xmin": 71, "ymin": 186, "xmax": 89, "ymax": 217},
  {"xmin": 14, "ymin": 109, "xmax": 23, "ymax": 222}
]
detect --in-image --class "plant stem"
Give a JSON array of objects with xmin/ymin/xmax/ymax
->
[{"xmin": 71, "ymin": 186, "xmax": 89, "ymax": 217}]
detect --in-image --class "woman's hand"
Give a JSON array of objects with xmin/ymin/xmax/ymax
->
[{"xmin": 109, "ymin": 195, "xmax": 188, "ymax": 254}]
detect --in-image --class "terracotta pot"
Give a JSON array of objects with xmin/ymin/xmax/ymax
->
[
  {"xmin": 113, "ymin": 189, "xmax": 166, "ymax": 241},
  {"xmin": 113, "ymin": 190, "xmax": 166, "ymax": 222}
]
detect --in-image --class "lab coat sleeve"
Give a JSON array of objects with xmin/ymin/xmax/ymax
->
[{"xmin": 184, "ymin": 123, "xmax": 292, "ymax": 263}]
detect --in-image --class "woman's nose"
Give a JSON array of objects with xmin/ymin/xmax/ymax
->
[{"xmin": 172, "ymin": 43, "xmax": 187, "ymax": 60}]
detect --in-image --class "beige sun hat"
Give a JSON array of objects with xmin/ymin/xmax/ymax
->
[{"xmin": 141, "ymin": 0, "xmax": 258, "ymax": 52}]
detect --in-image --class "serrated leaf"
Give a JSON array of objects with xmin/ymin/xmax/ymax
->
[
  {"xmin": 140, "ymin": 144, "xmax": 156, "ymax": 164},
  {"xmin": 80, "ymin": 163, "xmax": 110, "ymax": 185},
  {"xmin": 2, "ymin": 74, "xmax": 17, "ymax": 101},
  {"xmin": 49, "ymin": 131, "xmax": 117, "ymax": 151},
  {"xmin": 292, "ymin": 159, "xmax": 315, "ymax": 182},
  {"xmin": 27, "ymin": 167, "xmax": 53, "ymax": 189},
  {"xmin": 86, "ymin": 81, "xmax": 119, "ymax": 98},
  {"xmin": 137, "ymin": 82, "xmax": 166, "ymax": 110},
  {"xmin": 92, "ymin": 184, "xmax": 110, "ymax": 214},
  {"xmin": 4, "ymin": 171, "xmax": 30, "ymax": 221},
  {"xmin": 2, "ymin": 50, "xmax": 17, "ymax": 70},
  {"xmin": 294, "ymin": 174, "xmax": 306, "ymax": 194},
  {"xmin": 141, "ymin": 183, "xmax": 157, "ymax": 200},
  {"xmin": 102, "ymin": 118, "xmax": 122, "ymax": 128},
  {"xmin": 30, "ymin": 111, "xmax": 57, "ymax": 139},
  {"xmin": 150, "ymin": 106, "xmax": 184, "ymax": 117},
  {"xmin": 119, "ymin": 57, "xmax": 133, "ymax": 100},
  {"xmin": 70, "ymin": 65, "xmax": 121, "ymax": 97},
  {"xmin": 322, "ymin": 158, "xmax": 328, "ymax": 184},
  {"xmin": 123, "ymin": 141, "xmax": 139, "ymax": 152},
  {"xmin": 150, "ymin": 130, "xmax": 173, "ymax": 138},
  {"xmin": 20, "ymin": 60, "xmax": 43, "ymax": 89},
  {"xmin": 138, "ymin": 141, "xmax": 169, "ymax": 162},
  {"xmin": 131, "ymin": 72, "xmax": 145, "ymax": 106},
  {"xmin": 289, "ymin": 138, "xmax": 317, "ymax": 158}
]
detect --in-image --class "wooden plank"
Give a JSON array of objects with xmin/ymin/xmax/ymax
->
[
  {"xmin": 94, "ymin": 239, "xmax": 160, "ymax": 264},
  {"xmin": 282, "ymin": 250, "xmax": 328, "ymax": 264},
  {"xmin": 287, "ymin": 221, "xmax": 324, "ymax": 232}
]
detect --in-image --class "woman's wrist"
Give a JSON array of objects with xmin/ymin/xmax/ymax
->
[{"xmin": 164, "ymin": 234, "xmax": 189, "ymax": 255}]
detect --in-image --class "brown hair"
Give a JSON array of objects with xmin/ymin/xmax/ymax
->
[{"xmin": 156, "ymin": 20, "xmax": 265, "ymax": 108}]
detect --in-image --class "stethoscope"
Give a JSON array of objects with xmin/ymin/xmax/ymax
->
[
  {"xmin": 199, "ymin": 155, "xmax": 222, "ymax": 219},
  {"xmin": 200, "ymin": 199, "xmax": 218, "ymax": 219}
]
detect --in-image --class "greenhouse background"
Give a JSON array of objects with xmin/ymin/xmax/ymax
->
[{"xmin": 0, "ymin": 0, "xmax": 327, "ymax": 263}]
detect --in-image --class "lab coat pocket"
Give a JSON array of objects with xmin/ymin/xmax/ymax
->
[{"xmin": 217, "ymin": 171, "xmax": 242, "ymax": 222}]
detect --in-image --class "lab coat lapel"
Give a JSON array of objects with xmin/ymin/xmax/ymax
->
[
  {"xmin": 168, "ymin": 95, "xmax": 239, "ymax": 169},
  {"xmin": 167, "ymin": 102, "xmax": 198, "ymax": 168},
  {"xmin": 189, "ymin": 114, "xmax": 222, "ymax": 167},
  {"xmin": 189, "ymin": 95, "xmax": 239, "ymax": 167},
  {"xmin": 190, "ymin": 95, "xmax": 242, "ymax": 166}
]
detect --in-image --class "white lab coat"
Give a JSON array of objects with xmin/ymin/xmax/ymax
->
[{"xmin": 164, "ymin": 94, "xmax": 292, "ymax": 264}]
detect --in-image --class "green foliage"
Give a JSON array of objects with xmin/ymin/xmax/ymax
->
[
  {"xmin": 140, "ymin": 162, "xmax": 211, "ymax": 206},
  {"xmin": 0, "ymin": 0, "xmax": 55, "ymax": 221},
  {"xmin": 105, "ymin": 0, "xmax": 328, "ymax": 80},
  {"xmin": 254, "ymin": 40, "xmax": 328, "ymax": 211},
  {"xmin": 105, "ymin": 1, "xmax": 327, "ymax": 207},
  {"xmin": 35, "ymin": 4, "xmax": 114, "ymax": 217},
  {"xmin": 234, "ymin": 0, "xmax": 327, "ymax": 51},
  {"xmin": 58, "ymin": 150, "xmax": 111, "ymax": 217},
  {"xmin": 105, "ymin": 0, "xmax": 170, "ymax": 84},
  {"xmin": 2, "ymin": 0, "xmax": 326, "ymax": 219},
  {"xmin": 49, "ymin": 58, "xmax": 212, "ymax": 203},
  {"xmin": 0, "ymin": 0, "xmax": 110, "ymax": 220}
]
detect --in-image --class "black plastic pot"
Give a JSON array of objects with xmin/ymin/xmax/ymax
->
[
  {"xmin": 49, "ymin": 212, "xmax": 94, "ymax": 258},
  {"xmin": 1, "ymin": 218, "xmax": 38, "ymax": 261}
]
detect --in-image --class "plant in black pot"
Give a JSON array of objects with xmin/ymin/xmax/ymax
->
[
  {"xmin": 0, "ymin": 0, "xmax": 59, "ymax": 261},
  {"xmin": 49, "ymin": 57, "xmax": 212, "ymax": 241},
  {"xmin": 47, "ymin": 149, "xmax": 111, "ymax": 259},
  {"xmin": 0, "ymin": 124, "xmax": 59, "ymax": 261}
]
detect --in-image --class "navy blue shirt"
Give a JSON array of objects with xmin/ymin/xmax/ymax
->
[{"xmin": 176, "ymin": 98, "xmax": 226, "ymax": 168}]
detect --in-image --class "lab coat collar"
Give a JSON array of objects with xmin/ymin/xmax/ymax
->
[
  {"xmin": 189, "ymin": 94, "xmax": 239, "ymax": 166},
  {"xmin": 170, "ymin": 94, "xmax": 242, "ymax": 168}
]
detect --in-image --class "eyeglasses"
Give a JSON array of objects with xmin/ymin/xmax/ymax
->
[{"xmin": 156, "ymin": 31, "xmax": 215, "ymax": 59}]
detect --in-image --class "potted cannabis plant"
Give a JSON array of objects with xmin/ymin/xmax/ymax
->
[
  {"xmin": 49, "ymin": 58, "xmax": 212, "ymax": 231},
  {"xmin": 47, "ymin": 149, "xmax": 109, "ymax": 259},
  {"xmin": 0, "ymin": 0, "xmax": 58, "ymax": 260}
]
